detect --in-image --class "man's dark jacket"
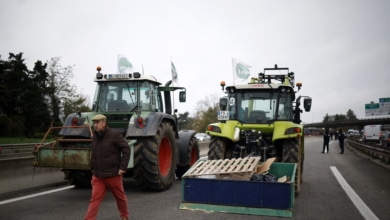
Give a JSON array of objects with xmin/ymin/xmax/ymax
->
[{"xmin": 91, "ymin": 126, "xmax": 130, "ymax": 178}]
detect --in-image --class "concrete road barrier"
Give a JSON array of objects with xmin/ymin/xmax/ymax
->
[{"xmin": 0, "ymin": 157, "xmax": 66, "ymax": 198}]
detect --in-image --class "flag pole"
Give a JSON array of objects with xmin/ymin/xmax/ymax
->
[
  {"xmin": 232, "ymin": 58, "xmax": 235, "ymax": 85},
  {"xmin": 171, "ymin": 57, "xmax": 175, "ymax": 114}
]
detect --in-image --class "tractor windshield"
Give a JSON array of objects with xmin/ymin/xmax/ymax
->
[
  {"xmin": 228, "ymin": 90, "xmax": 293, "ymax": 123},
  {"xmin": 93, "ymin": 81, "xmax": 161, "ymax": 112}
]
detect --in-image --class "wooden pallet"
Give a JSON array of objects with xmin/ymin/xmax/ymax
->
[{"xmin": 183, "ymin": 157, "xmax": 261, "ymax": 178}]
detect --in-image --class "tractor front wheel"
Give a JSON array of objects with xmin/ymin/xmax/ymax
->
[
  {"xmin": 175, "ymin": 136, "xmax": 200, "ymax": 179},
  {"xmin": 63, "ymin": 170, "xmax": 92, "ymax": 188},
  {"xmin": 208, "ymin": 137, "xmax": 228, "ymax": 160},
  {"xmin": 282, "ymin": 138, "xmax": 302, "ymax": 193},
  {"xmin": 132, "ymin": 138, "xmax": 145, "ymax": 186}
]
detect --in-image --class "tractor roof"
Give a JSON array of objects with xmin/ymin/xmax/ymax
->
[
  {"xmin": 94, "ymin": 72, "xmax": 161, "ymax": 85},
  {"xmin": 228, "ymin": 82, "xmax": 290, "ymax": 90}
]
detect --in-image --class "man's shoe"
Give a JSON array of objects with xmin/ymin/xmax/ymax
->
[{"xmin": 321, "ymin": 152, "xmax": 324, "ymax": 153}]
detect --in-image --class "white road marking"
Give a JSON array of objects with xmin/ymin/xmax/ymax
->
[
  {"xmin": 330, "ymin": 166, "xmax": 379, "ymax": 220},
  {"xmin": 0, "ymin": 185, "xmax": 74, "ymax": 205}
]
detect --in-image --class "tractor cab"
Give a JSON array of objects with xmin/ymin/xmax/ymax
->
[
  {"xmin": 220, "ymin": 89, "xmax": 295, "ymax": 124},
  {"xmin": 93, "ymin": 70, "xmax": 162, "ymax": 113},
  {"xmin": 91, "ymin": 67, "xmax": 186, "ymax": 132},
  {"xmin": 218, "ymin": 65, "xmax": 312, "ymax": 125}
]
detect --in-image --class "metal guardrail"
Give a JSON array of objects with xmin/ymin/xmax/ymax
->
[
  {"xmin": 0, "ymin": 143, "xmax": 37, "ymax": 148},
  {"xmin": 0, "ymin": 143, "xmax": 36, "ymax": 159},
  {"xmin": 347, "ymin": 139, "xmax": 390, "ymax": 165}
]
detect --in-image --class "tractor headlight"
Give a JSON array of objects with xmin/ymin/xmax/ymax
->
[
  {"xmin": 285, "ymin": 127, "xmax": 302, "ymax": 135},
  {"xmin": 207, "ymin": 125, "xmax": 221, "ymax": 133}
]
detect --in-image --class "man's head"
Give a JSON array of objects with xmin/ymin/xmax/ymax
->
[{"xmin": 92, "ymin": 114, "xmax": 107, "ymax": 132}]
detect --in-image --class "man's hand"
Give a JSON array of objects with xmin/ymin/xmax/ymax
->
[{"xmin": 118, "ymin": 169, "xmax": 126, "ymax": 176}]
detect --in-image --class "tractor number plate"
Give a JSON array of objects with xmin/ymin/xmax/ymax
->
[{"xmin": 217, "ymin": 111, "xmax": 229, "ymax": 120}]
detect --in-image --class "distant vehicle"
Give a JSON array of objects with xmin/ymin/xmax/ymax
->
[
  {"xmin": 304, "ymin": 127, "xmax": 321, "ymax": 135},
  {"xmin": 347, "ymin": 129, "xmax": 360, "ymax": 137},
  {"xmin": 363, "ymin": 125, "xmax": 383, "ymax": 143},
  {"xmin": 380, "ymin": 131, "xmax": 390, "ymax": 147},
  {"xmin": 195, "ymin": 133, "xmax": 211, "ymax": 141}
]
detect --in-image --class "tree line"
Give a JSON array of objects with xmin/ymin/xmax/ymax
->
[
  {"xmin": 322, "ymin": 109, "xmax": 358, "ymax": 123},
  {"xmin": 0, "ymin": 53, "xmax": 90, "ymax": 137},
  {"xmin": 177, "ymin": 94, "xmax": 220, "ymax": 132}
]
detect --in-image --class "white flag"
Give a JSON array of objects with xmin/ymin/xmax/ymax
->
[
  {"xmin": 117, "ymin": 54, "xmax": 133, "ymax": 74},
  {"xmin": 171, "ymin": 60, "xmax": 178, "ymax": 83},
  {"xmin": 232, "ymin": 58, "xmax": 251, "ymax": 84}
]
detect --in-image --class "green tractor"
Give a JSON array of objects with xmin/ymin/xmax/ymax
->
[
  {"xmin": 206, "ymin": 64, "xmax": 312, "ymax": 192},
  {"xmin": 33, "ymin": 66, "xmax": 199, "ymax": 191}
]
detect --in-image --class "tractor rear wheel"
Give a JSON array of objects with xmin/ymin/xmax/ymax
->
[
  {"xmin": 141, "ymin": 121, "xmax": 177, "ymax": 191},
  {"xmin": 208, "ymin": 137, "xmax": 227, "ymax": 160}
]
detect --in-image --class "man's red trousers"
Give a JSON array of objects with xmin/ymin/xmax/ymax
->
[{"xmin": 84, "ymin": 175, "xmax": 129, "ymax": 220}]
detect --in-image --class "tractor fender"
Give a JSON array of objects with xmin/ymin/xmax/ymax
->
[
  {"xmin": 125, "ymin": 112, "xmax": 177, "ymax": 138},
  {"xmin": 272, "ymin": 121, "xmax": 304, "ymax": 142},
  {"xmin": 177, "ymin": 130, "xmax": 197, "ymax": 165},
  {"xmin": 206, "ymin": 121, "xmax": 237, "ymax": 141}
]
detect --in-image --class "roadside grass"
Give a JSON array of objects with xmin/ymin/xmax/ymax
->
[{"xmin": 0, "ymin": 137, "xmax": 54, "ymax": 144}]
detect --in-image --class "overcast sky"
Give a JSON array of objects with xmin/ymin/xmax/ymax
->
[{"xmin": 1, "ymin": 0, "xmax": 389, "ymax": 123}]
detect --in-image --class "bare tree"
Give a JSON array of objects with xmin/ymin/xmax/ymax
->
[
  {"xmin": 63, "ymin": 93, "xmax": 91, "ymax": 119},
  {"xmin": 192, "ymin": 94, "xmax": 219, "ymax": 132},
  {"xmin": 46, "ymin": 57, "xmax": 90, "ymax": 124}
]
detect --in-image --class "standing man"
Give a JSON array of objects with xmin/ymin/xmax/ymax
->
[
  {"xmin": 84, "ymin": 114, "xmax": 130, "ymax": 220},
  {"xmin": 338, "ymin": 129, "xmax": 345, "ymax": 154},
  {"xmin": 322, "ymin": 129, "xmax": 330, "ymax": 153}
]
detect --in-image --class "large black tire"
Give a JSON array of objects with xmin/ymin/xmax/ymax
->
[
  {"xmin": 175, "ymin": 136, "xmax": 200, "ymax": 179},
  {"xmin": 208, "ymin": 137, "xmax": 228, "ymax": 160},
  {"xmin": 64, "ymin": 170, "xmax": 92, "ymax": 188},
  {"xmin": 281, "ymin": 138, "xmax": 302, "ymax": 193},
  {"xmin": 281, "ymin": 138, "xmax": 299, "ymax": 163},
  {"xmin": 132, "ymin": 138, "xmax": 145, "ymax": 186},
  {"xmin": 139, "ymin": 121, "xmax": 177, "ymax": 191}
]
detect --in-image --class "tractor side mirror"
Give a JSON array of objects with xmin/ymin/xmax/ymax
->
[
  {"xmin": 219, "ymin": 97, "xmax": 228, "ymax": 110},
  {"xmin": 179, "ymin": 91, "xmax": 186, "ymax": 102},
  {"xmin": 303, "ymin": 97, "xmax": 312, "ymax": 112}
]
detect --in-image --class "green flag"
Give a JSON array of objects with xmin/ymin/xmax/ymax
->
[
  {"xmin": 117, "ymin": 54, "xmax": 132, "ymax": 74},
  {"xmin": 232, "ymin": 58, "xmax": 251, "ymax": 84}
]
